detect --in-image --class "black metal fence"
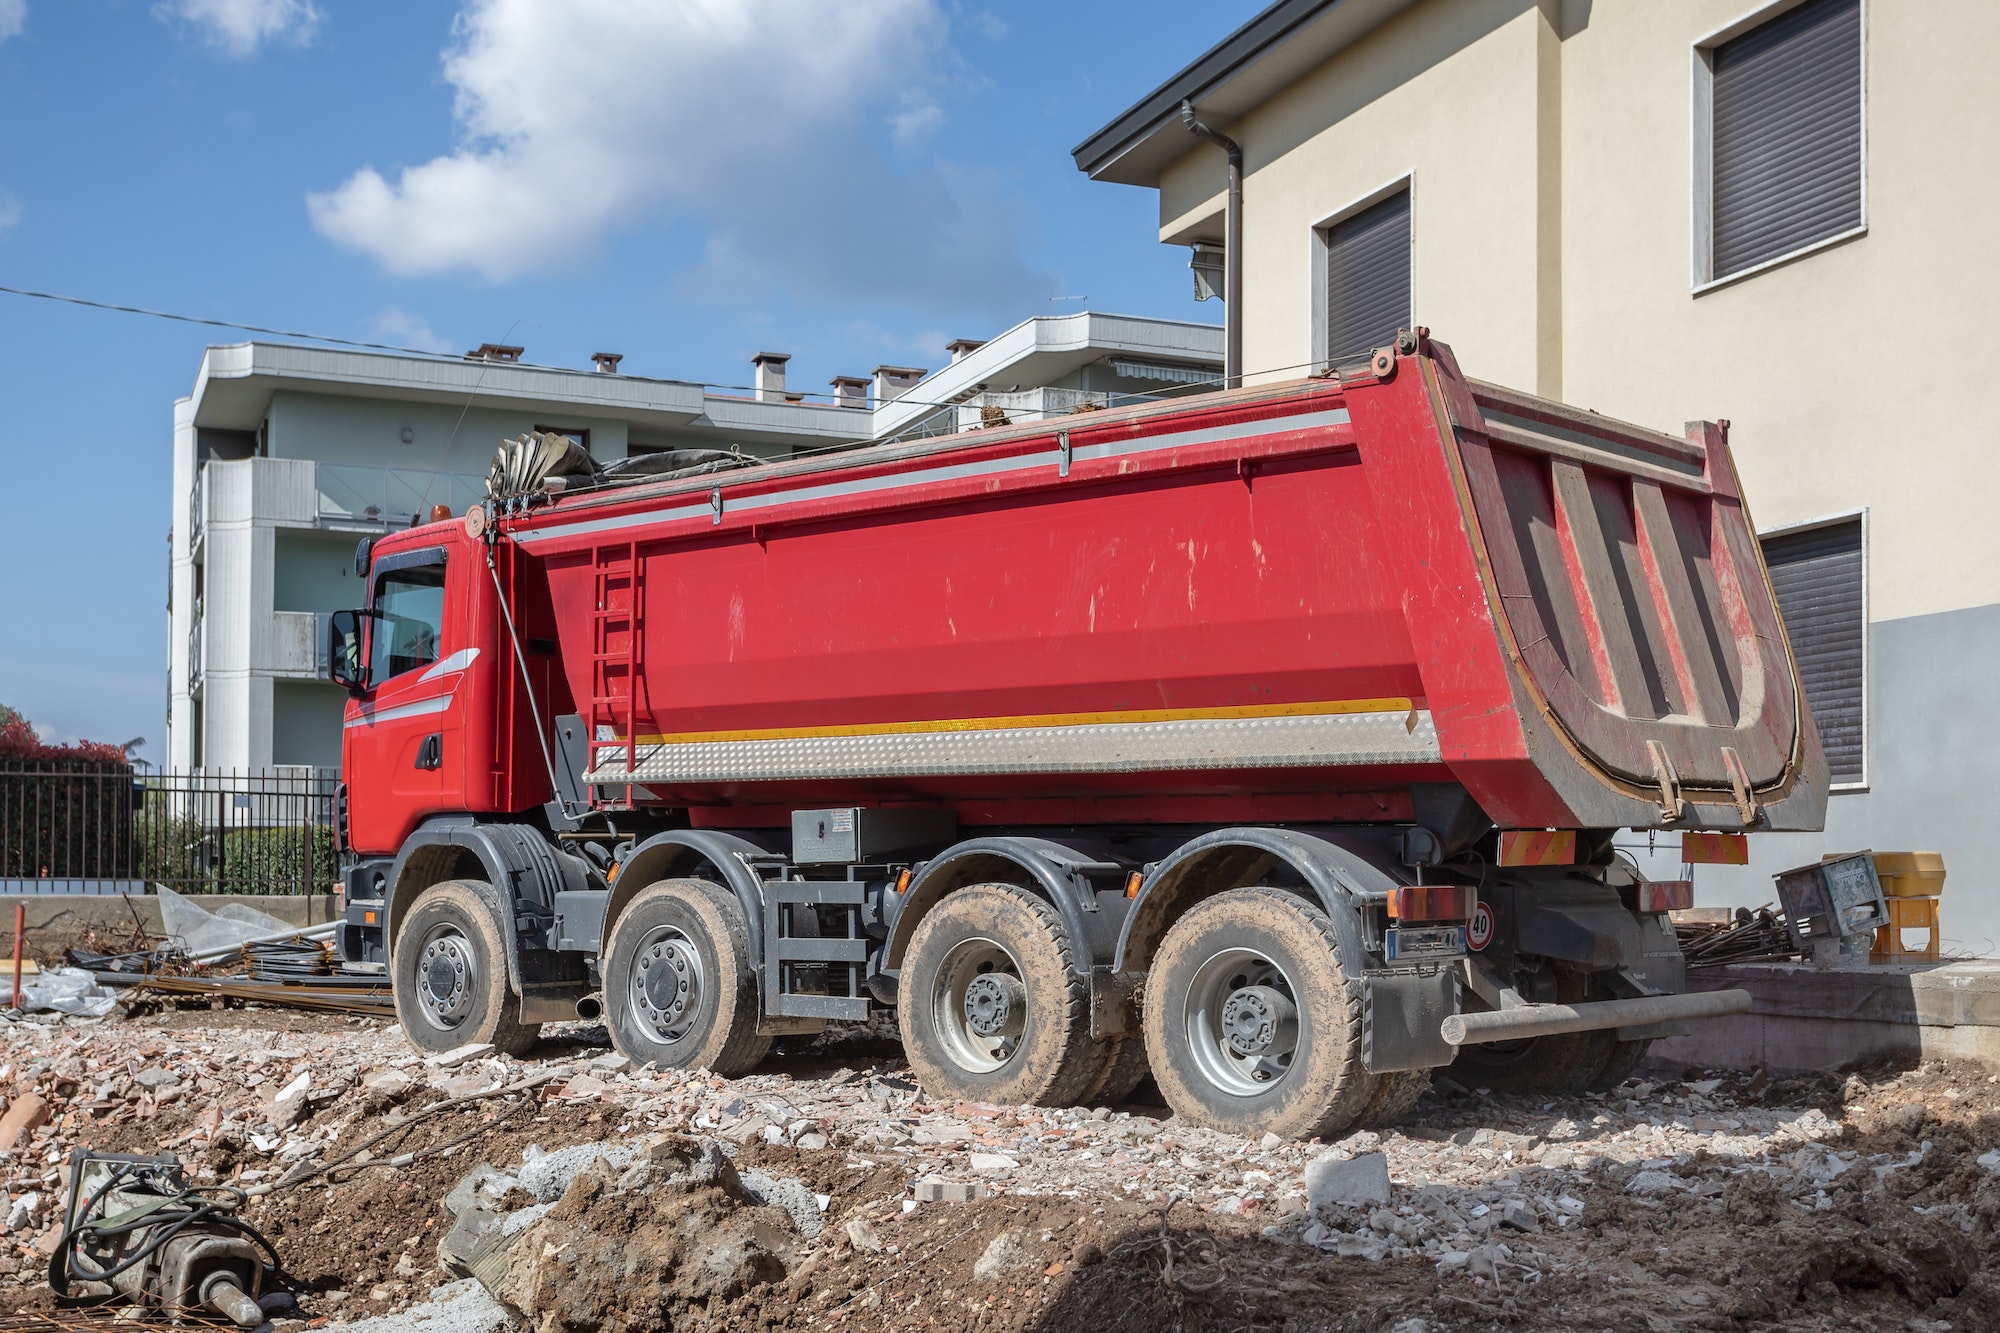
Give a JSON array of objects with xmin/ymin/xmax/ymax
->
[{"xmin": 0, "ymin": 763, "xmax": 338, "ymax": 896}]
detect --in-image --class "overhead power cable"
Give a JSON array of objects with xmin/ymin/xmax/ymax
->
[{"xmin": 0, "ymin": 280, "xmax": 1247, "ymax": 417}]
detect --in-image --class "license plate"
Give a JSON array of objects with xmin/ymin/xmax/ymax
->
[{"xmin": 1385, "ymin": 925, "xmax": 1467, "ymax": 961}]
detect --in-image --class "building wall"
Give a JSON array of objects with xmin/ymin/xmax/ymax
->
[{"xmin": 1146, "ymin": 0, "xmax": 2000, "ymax": 945}]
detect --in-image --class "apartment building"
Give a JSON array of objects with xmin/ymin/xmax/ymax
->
[
  {"xmin": 1077, "ymin": 0, "xmax": 2000, "ymax": 945},
  {"xmin": 167, "ymin": 313, "xmax": 1223, "ymax": 776}
]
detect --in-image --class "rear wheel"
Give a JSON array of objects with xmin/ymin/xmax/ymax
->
[
  {"xmin": 1083, "ymin": 1034, "xmax": 1153, "ymax": 1107},
  {"xmin": 1584, "ymin": 1032, "xmax": 1654, "ymax": 1092},
  {"xmin": 1144, "ymin": 888, "xmax": 1377, "ymax": 1140},
  {"xmin": 603, "ymin": 879, "xmax": 770, "ymax": 1076},
  {"xmin": 1447, "ymin": 971, "xmax": 1600, "ymax": 1095},
  {"xmin": 898, "ymin": 884, "xmax": 1105, "ymax": 1107},
  {"xmin": 1357, "ymin": 1070, "xmax": 1431, "ymax": 1127},
  {"xmin": 392, "ymin": 879, "xmax": 539, "ymax": 1056}
]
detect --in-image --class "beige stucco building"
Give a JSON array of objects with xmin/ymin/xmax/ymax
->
[{"xmin": 1078, "ymin": 0, "xmax": 2000, "ymax": 950}]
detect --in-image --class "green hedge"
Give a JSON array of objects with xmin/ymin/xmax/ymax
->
[{"xmin": 0, "ymin": 762, "xmax": 139, "ymax": 879}]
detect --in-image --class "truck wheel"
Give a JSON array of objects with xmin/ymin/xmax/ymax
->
[
  {"xmin": 393, "ymin": 879, "xmax": 539, "ymax": 1057},
  {"xmin": 1083, "ymin": 1035, "xmax": 1153, "ymax": 1107},
  {"xmin": 1585, "ymin": 1033, "xmax": 1653, "ymax": 1092},
  {"xmin": 1143, "ymin": 888, "xmax": 1377, "ymax": 1140},
  {"xmin": 1357, "ymin": 1070, "xmax": 1431, "ymax": 1128},
  {"xmin": 603, "ymin": 879, "xmax": 770, "ymax": 1077},
  {"xmin": 1446, "ymin": 973, "xmax": 1599, "ymax": 1094},
  {"xmin": 898, "ymin": 884, "xmax": 1105, "ymax": 1107}
]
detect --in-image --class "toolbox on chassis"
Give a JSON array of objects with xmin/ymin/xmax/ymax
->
[{"xmin": 326, "ymin": 331, "xmax": 1821, "ymax": 1139}]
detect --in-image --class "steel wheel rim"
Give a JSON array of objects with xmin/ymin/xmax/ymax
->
[
  {"xmin": 1182, "ymin": 946, "xmax": 1302, "ymax": 1097},
  {"xmin": 415, "ymin": 923, "xmax": 478, "ymax": 1031},
  {"xmin": 631, "ymin": 926, "xmax": 704, "ymax": 1044},
  {"xmin": 930, "ymin": 936, "xmax": 1026, "ymax": 1075}
]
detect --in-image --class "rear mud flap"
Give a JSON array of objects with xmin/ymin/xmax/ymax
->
[{"xmin": 1363, "ymin": 967, "xmax": 1460, "ymax": 1073}]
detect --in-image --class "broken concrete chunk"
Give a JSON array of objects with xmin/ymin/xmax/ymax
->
[
  {"xmin": 1305, "ymin": 1151, "xmax": 1391, "ymax": 1210},
  {"xmin": 967, "ymin": 1152, "xmax": 1017, "ymax": 1173},
  {"xmin": 844, "ymin": 1218, "xmax": 882, "ymax": 1252},
  {"xmin": 1625, "ymin": 1170, "xmax": 1679, "ymax": 1196},
  {"xmin": 425, "ymin": 1043, "xmax": 495, "ymax": 1069},
  {"xmin": 972, "ymin": 1231, "xmax": 1026, "ymax": 1281},
  {"xmin": 268, "ymin": 1072, "xmax": 312, "ymax": 1126},
  {"xmin": 915, "ymin": 1178, "xmax": 985, "ymax": 1203},
  {"xmin": 587, "ymin": 1053, "xmax": 632, "ymax": 1074}
]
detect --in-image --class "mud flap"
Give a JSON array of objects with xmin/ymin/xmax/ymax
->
[{"xmin": 1363, "ymin": 967, "xmax": 1460, "ymax": 1073}]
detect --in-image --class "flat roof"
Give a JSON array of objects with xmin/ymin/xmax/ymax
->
[{"xmin": 1071, "ymin": 0, "xmax": 1417, "ymax": 188}]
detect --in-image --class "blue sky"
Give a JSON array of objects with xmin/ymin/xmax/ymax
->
[{"xmin": 0, "ymin": 0, "xmax": 1257, "ymax": 759}]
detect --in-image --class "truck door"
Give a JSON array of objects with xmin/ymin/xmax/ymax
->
[{"xmin": 345, "ymin": 546, "xmax": 456, "ymax": 851}]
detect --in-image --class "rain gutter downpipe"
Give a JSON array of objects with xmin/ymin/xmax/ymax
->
[{"xmin": 1181, "ymin": 99, "xmax": 1242, "ymax": 389}]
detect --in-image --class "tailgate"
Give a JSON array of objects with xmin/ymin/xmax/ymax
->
[{"xmin": 1449, "ymin": 379, "xmax": 1801, "ymax": 803}]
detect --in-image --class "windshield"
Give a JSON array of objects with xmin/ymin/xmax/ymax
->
[{"xmin": 372, "ymin": 562, "xmax": 446, "ymax": 682}]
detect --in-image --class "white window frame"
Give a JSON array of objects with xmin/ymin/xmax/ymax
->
[
  {"xmin": 1758, "ymin": 505, "xmax": 1869, "ymax": 792},
  {"xmin": 1310, "ymin": 173, "xmax": 1415, "ymax": 375},
  {"xmin": 1691, "ymin": 0, "xmax": 1868, "ymax": 294}
]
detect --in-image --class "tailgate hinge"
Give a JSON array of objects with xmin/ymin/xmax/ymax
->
[
  {"xmin": 1646, "ymin": 740, "xmax": 1685, "ymax": 823},
  {"xmin": 1718, "ymin": 746, "xmax": 1761, "ymax": 827}
]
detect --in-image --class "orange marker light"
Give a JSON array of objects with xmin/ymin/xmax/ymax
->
[
  {"xmin": 1124, "ymin": 872, "xmax": 1144, "ymax": 899},
  {"xmin": 895, "ymin": 869, "xmax": 913, "ymax": 895},
  {"xmin": 363, "ymin": 910, "xmax": 377, "ymax": 925}
]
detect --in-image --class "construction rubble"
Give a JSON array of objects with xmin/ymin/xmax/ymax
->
[{"xmin": 0, "ymin": 1002, "xmax": 1993, "ymax": 1331}]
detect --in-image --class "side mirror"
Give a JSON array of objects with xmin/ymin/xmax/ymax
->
[{"xmin": 328, "ymin": 609, "xmax": 371, "ymax": 695}]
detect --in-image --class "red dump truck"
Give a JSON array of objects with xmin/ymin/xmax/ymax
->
[{"xmin": 326, "ymin": 330, "xmax": 1824, "ymax": 1138}]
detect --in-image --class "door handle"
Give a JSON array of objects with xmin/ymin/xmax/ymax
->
[{"xmin": 416, "ymin": 733, "xmax": 442, "ymax": 770}]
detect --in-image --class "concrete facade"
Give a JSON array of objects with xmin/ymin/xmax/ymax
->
[
  {"xmin": 167, "ymin": 317, "xmax": 1223, "ymax": 778},
  {"xmin": 1079, "ymin": 0, "xmax": 2000, "ymax": 948}
]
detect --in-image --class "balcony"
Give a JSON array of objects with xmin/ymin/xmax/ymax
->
[
  {"xmin": 315, "ymin": 464, "xmax": 488, "ymax": 529},
  {"xmin": 190, "ymin": 457, "xmax": 489, "ymax": 536},
  {"xmin": 269, "ymin": 611, "xmax": 331, "ymax": 679}
]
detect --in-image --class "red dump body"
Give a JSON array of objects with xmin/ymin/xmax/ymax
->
[{"xmin": 349, "ymin": 335, "xmax": 1826, "ymax": 849}]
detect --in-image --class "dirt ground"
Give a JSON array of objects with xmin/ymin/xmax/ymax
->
[{"xmin": 0, "ymin": 998, "xmax": 1996, "ymax": 1333}]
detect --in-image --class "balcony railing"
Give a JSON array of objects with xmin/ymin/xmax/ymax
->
[{"xmin": 316, "ymin": 464, "xmax": 487, "ymax": 527}]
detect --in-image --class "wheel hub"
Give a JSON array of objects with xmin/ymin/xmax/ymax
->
[
  {"xmin": 1220, "ymin": 985, "xmax": 1295, "ymax": 1056},
  {"xmin": 962, "ymin": 973, "xmax": 1026, "ymax": 1039},
  {"xmin": 416, "ymin": 930, "xmax": 475, "ymax": 1027},
  {"xmin": 634, "ymin": 933, "xmax": 701, "ymax": 1039}
]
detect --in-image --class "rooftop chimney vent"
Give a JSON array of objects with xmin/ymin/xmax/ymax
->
[
  {"xmin": 829, "ymin": 376, "xmax": 871, "ymax": 410},
  {"xmin": 591, "ymin": 352, "xmax": 623, "ymax": 374},
  {"xmin": 752, "ymin": 352, "xmax": 791, "ymax": 403},
  {"xmin": 466, "ymin": 343, "xmax": 525, "ymax": 363},
  {"xmin": 873, "ymin": 365, "xmax": 927, "ymax": 404},
  {"xmin": 945, "ymin": 338, "xmax": 985, "ymax": 362}
]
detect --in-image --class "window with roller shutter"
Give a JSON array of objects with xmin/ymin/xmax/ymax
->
[
  {"xmin": 1761, "ymin": 517, "xmax": 1866, "ymax": 786},
  {"xmin": 1697, "ymin": 0, "xmax": 1864, "ymax": 286},
  {"xmin": 1316, "ymin": 186, "xmax": 1411, "ymax": 367}
]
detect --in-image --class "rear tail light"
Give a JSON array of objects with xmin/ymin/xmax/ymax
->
[
  {"xmin": 1388, "ymin": 884, "xmax": 1476, "ymax": 921},
  {"xmin": 1637, "ymin": 880, "xmax": 1694, "ymax": 913}
]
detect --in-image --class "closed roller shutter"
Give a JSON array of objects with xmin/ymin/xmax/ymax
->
[
  {"xmin": 1762, "ymin": 519, "xmax": 1864, "ymax": 784},
  {"xmin": 1710, "ymin": 0, "xmax": 1863, "ymax": 280},
  {"xmin": 1324, "ymin": 189, "xmax": 1410, "ymax": 365}
]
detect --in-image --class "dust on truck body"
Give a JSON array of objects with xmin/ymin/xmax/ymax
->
[{"xmin": 328, "ymin": 332, "xmax": 1825, "ymax": 1138}]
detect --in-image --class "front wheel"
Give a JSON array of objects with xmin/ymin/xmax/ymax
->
[
  {"xmin": 603, "ymin": 879, "xmax": 770, "ymax": 1076},
  {"xmin": 1143, "ymin": 888, "xmax": 1377, "ymax": 1140},
  {"xmin": 392, "ymin": 879, "xmax": 539, "ymax": 1056}
]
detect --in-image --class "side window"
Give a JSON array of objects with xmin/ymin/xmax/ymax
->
[{"xmin": 372, "ymin": 563, "xmax": 447, "ymax": 682}]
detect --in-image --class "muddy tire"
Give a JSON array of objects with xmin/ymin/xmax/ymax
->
[
  {"xmin": 393, "ymin": 879, "xmax": 539, "ymax": 1056},
  {"xmin": 1582, "ymin": 1031, "xmax": 1653, "ymax": 1092},
  {"xmin": 1083, "ymin": 1034, "xmax": 1153, "ymax": 1107},
  {"xmin": 1447, "ymin": 972, "xmax": 1601, "ymax": 1095},
  {"xmin": 1357, "ymin": 1070, "xmax": 1431, "ymax": 1128},
  {"xmin": 604, "ymin": 879, "xmax": 770, "ymax": 1077},
  {"xmin": 898, "ymin": 884, "xmax": 1105, "ymax": 1107},
  {"xmin": 1143, "ymin": 888, "xmax": 1377, "ymax": 1140}
]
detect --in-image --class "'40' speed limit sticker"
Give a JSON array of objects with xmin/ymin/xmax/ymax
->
[{"xmin": 1466, "ymin": 901, "xmax": 1494, "ymax": 952}]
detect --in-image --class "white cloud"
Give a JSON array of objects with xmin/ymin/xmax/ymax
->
[
  {"xmin": 0, "ymin": 194, "xmax": 20, "ymax": 233},
  {"xmin": 309, "ymin": 0, "xmax": 1052, "ymax": 319},
  {"xmin": 0, "ymin": 0, "xmax": 25, "ymax": 43},
  {"xmin": 370, "ymin": 307, "xmax": 453, "ymax": 354},
  {"xmin": 159, "ymin": 0, "xmax": 320, "ymax": 57}
]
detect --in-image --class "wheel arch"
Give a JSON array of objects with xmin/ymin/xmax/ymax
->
[
  {"xmin": 1114, "ymin": 827, "xmax": 1401, "ymax": 978},
  {"xmin": 607, "ymin": 830, "xmax": 777, "ymax": 967},
  {"xmin": 884, "ymin": 837, "xmax": 1113, "ymax": 979},
  {"xmin": 386, "ymin": 819, "xmax": 589, "ymax": 995}
]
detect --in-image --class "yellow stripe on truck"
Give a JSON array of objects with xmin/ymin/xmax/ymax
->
[{"xmin": 631, "ymin": 697, "xmax": 1417, "ymax": 747}]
